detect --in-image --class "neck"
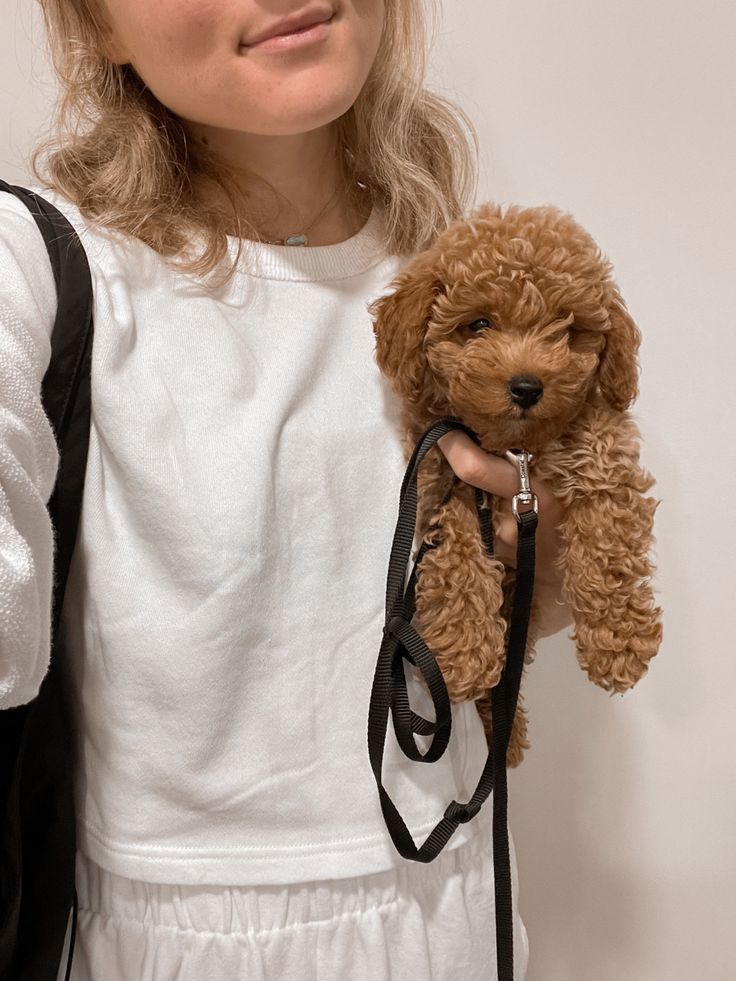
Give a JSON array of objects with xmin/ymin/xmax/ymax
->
[{"xmin": 186, "ymin": 121, "xmax": 370, "ymax": 245}]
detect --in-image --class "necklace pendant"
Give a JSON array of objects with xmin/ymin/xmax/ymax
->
[{"xmin": 284, "ymin": 233, "xmax": 308, "ymax": 247}]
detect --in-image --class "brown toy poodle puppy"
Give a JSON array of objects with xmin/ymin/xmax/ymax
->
[{"xmin": 368, "ymin": 201, "xmax": 663, "ymax": 768}]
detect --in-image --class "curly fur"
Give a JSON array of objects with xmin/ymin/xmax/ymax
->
[{"xmin": 369, "ymin": 201, "xmax": 663, "ymax": 767}]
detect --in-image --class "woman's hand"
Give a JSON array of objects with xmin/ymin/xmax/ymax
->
[{"xmin": 437, "ymin": 430, "xmax": 574, "ymax": 638}]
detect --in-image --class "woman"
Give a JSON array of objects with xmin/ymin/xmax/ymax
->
[{"xmin": 0, "ymin": 0, "xmax": 572, "ymax": 976}]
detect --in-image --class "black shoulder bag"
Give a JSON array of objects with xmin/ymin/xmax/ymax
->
[{"xmin": 0, "ymin": 181, "xmax": 94, "ymax": 981}]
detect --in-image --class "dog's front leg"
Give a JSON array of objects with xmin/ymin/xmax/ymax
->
[
  {"xmin": 558, "ymin": 434, "xmax": 664, "ymax": 693},
  {"xmin": 412, "ymin": 481, "xmax": 508, "ymax": 702}
]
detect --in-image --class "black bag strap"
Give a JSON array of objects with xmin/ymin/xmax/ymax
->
[
  {"xmin": 367, "ymin": 417, "xmax": 537, "ymax": 981},
  {"xmin": 0, "ymin": 181, "xmax": 93, "ymax": 981}
]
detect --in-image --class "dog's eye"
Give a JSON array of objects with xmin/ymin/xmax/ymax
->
[{"xmin": 465, "ymin": 317, "xmax": 496, "ymax": 333}]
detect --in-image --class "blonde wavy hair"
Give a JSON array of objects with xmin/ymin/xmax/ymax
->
[{"xmin": 30, "ymin": 0, "xmax": 480, "ymax": 288}]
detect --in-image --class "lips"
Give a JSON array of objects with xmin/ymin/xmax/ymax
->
[{"xmin": 243, "ymin": 5, "xmax": 334, "ymax": 47}]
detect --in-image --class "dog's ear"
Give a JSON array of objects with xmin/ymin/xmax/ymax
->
[
  {"xmin": 368, "ymin": 250, "xmax": 445, "ymax": 409},
  {"xmin": 597, "ymin": 287, "xmax": 642, "ymax": 411}
]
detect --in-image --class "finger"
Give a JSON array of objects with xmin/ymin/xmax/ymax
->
[
  {"xmin": 436, "ymin": 431, "xmax": 520, "ymax": 499},
  {"xmin": 437, "ymin": 430, "xmax": 561, "ymax": 518}
]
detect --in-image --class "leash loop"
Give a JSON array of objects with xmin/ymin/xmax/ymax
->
[{"xmin": 443, "ymin": 799, "xmax": 482, "ymax": 824}]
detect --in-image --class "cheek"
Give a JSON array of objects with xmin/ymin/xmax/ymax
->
[
  {"xmin": 568, "ymin": 331, "xmax": 606, "ymax": 356},
  {"xmin": 427, "ymin": 339, "xmax": 465, "ymax": 387},
  {"xmin": 352, "ymin": 0, "xmax": 386, "ymax": 46},
  {"xmin": 571, "ymin": 337, "xmax": 605, "ymax": 382},
  {"xmin": 109, "ymin": 0, "xmax": 228, "ymax": 96},
  {"xmin": 324, "ymin": 0, "xmax": 386, "ymax": 85},
  {"xmin": 578, "ymin": 351, "xmax": 601, "ymax": 374}
]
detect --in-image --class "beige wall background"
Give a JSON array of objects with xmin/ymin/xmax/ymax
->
[{"xmin": 3, "ymin": 1, "xmax": 734, "ymax": 979}]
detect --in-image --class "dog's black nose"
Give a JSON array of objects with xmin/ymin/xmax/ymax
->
[{"xmin": 508, "ymin": 374, "xmax": 544, "ymax": 408}]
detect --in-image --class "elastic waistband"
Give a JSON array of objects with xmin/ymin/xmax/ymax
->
[{"xmin": 74, "ymin": 829, "xmax": 507, "ymax": 937}]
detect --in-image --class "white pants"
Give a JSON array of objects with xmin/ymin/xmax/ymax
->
[{"xmin": 58, "ymin": 831, "xmax": 529, "ymax": 980}]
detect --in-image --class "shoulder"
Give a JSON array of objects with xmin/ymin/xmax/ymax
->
[
  {"xmin": 1, "ymin": 182, "xmax": 172, "ymax": 319},
  {"xmin": 0, "ymin": 180, "xmax": 123, "ymax": 309},
  {"xmin": 0, "ymin": 180, "xmax": 122, "ymax": 377},
  {"xmin": 0, "ymin": 183, "xmax": 59, "ymax": 343},
  {"xmin": 8, "ymin": 182, "xmax": 125, "ymax": 271}
]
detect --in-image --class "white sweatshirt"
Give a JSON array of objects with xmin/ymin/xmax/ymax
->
[{"xmin": 0, "ymin": 183, "xmax": 516, "ymax": 886}]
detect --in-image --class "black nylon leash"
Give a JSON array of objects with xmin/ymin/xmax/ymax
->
[{"xmin": 367, "ymin": 416, "xmax": 538, "ymax": 981}]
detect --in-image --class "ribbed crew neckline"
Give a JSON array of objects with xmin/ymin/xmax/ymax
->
[
  {"xmin": 24, "ymin": 182, "xmax": 389, "ymax": 285},
  {"xmin": 223, "ymin": 205, "xmax": 387, "ymax": 282}
]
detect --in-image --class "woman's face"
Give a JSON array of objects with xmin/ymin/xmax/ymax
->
[{"xmin": 100, "ymin": 0, "xmax": 385, "ymax": 137}]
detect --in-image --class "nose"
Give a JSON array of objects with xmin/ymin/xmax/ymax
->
[{"xmin": 508, "ymin": 373, "xmax": 544, "ymax": 408}]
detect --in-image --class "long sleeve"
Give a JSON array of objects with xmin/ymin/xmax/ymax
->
[{"xmin": 0, "ymin": 192, "xmax": 60, "ymax": 708}]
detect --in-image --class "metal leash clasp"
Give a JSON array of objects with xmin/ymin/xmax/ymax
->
[{"xmin": 504, "ymin": 448, "xmax": 538, "ymax": 523}]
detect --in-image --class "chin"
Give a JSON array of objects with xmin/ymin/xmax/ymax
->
[{"xmin": 267, "ymin": 72, "xmax": 366, "ymax": 132}]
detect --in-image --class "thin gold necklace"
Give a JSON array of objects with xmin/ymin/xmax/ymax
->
[{"xmin": 256, "ymin": 184, "xmax": 344, "ymax": 247}]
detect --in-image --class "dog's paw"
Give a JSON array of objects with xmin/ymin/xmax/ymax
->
[{"xmin": 572, "ymin": 603, "xmax": 663, "ymax": 692}]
